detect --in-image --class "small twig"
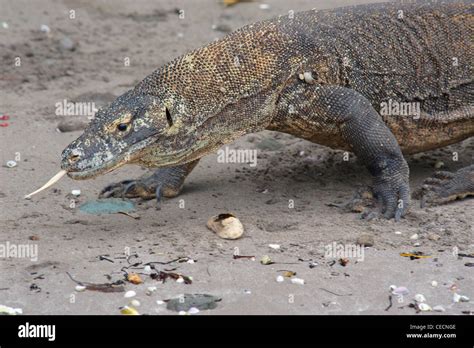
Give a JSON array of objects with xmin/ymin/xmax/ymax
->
[
  {"xmin": 99, "ymin": 255, "xmax": 114, "ymax": 263},
  {"xmin": 66, "ymin": 272, "xmax": 125, "ymax": 293},
  {"xmin": 233, "ymin": 255, "xmax": 255, "ymax": 259},
  {"xmin": 385, "ymin": 295, "xmax": 393, "ymax": 311},
  {"xmin": 319, "ymin": 287, "xmax": 352, "ymax": 297}
]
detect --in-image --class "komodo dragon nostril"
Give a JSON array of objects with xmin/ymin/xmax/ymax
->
[{"xmin": 68, "ymin": 149, "xmax": 82, "ymax": 164}]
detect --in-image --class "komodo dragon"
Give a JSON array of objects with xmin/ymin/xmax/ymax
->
[{"xmin": 61, "ymin": 1, "xmax": 473, "ymax": 220}]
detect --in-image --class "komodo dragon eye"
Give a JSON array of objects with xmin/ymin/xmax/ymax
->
[{"xmin": 117, "ymin": 123, "xmax": 128, "ymax": 132}]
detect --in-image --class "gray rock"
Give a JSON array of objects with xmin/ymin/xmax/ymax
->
[
  {"xmin": 166, "ymin": 294, "xmax": 221, "ymax": 312},
  {"xmin": 356, "ymin": 233, "xmax": 374, "ymax": 247}
]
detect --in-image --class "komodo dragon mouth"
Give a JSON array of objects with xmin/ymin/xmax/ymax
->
[{"xmin": 62, "ymin": 136, "xmax": 157, "ymax": 180}]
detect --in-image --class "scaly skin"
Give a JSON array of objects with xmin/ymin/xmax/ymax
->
[{"xmin": 61, "ymin": 1, "xmax": 473, "ymax": 219}]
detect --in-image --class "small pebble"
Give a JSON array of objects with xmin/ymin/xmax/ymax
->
[
  {"xmin": 176, "ymin": 277, "xmax": 184, "ymax": 284},
  {"xmin": 433, "ymin": 305, "xmax": 445, "ymax": 312},
  {"xmin": 143, "ymin": 265, "xmax": 152, "ymax": 274},
  {"xmin": 392, "ymin": 286, "xmax": 409, "ymax": 296},
  {"xmin": 71, "ymin": 189, "xmax": 81, "ymax": 196},
  {"xmin": 291, "ymin": 278, "xmax": 305, "ymax": 285},
  {"xmin": 6, "ymin": 160, "xmax": 17, "ymax": 168},
  {"xmin": 130, "ymin": 299, "xmax": 140, "ymax": 307},
  {"xmin": 244, "ymin": 289, "xmax": 251, "ymax": 294},
  {"xmin": 276, "ymin": 275, "xmax": 284, "ymax": 283},
  {"xmin": 268, "ymin": 244, "xmax": 280, "ymax": 250},
  {"xmin": 309, "ymin": 261, "xmax": 318, "ymax": 268},
  {"xmin": 59, "ymin": 36, "xmax": 76, "ymax": 51},
  {"xmin": 259, "ymin": 4, "xmax": 270, "ymax": 10},
  {"xmin": 394, "ymin": 231, "xmax": 402, "ymax": 235},
  {"xmin": 75, "ymin": 285, "xmax": 86, "ymax": 292},
  {"xmin": 414, "ymin": 294, "xmax": 426, "ymax": 303},
  {"xmin": 356, "ymin": 234, "xmax": 374, "ymax": 247},
  {"xmin": 1, "ymin": 22, "xmax": 9, "ymax": 29},
  {"xmin": 418, "ymin": 303, "xmax": 432, "ymax": 311},
  {"xmin": 57, "ymin": 119, "xmax": 88, "ymax": 132},
  {"xmin": 453, "ymin": 293, "xmax": 469, "ymax": 303},
  {"xmin": 389, "ymin": 285, "xmax": 397, "ymax": 291},
  {"xmin": 146, "ymin": 286, "xmax": 157, "ymax": 296},
  {"xmin": 413, "ymin": 242, "xmax": 421, "ymax": 247},
  {"xmin": 178, "ymin": 311, "xmax": 187, "ymax": 315},
  {"xmin": 431, "ymin": 281, "xmax": 438, "ymax": 287},
  {"xmin": 124, "ymin": 290, "xmax": 136, "ymax": 298},
  {"xmin": 187, "ymin": 259, "xmax": 195, "ymax": 264},
  {"xmin": 434, "ymin": 160, "xmax": 444, "ymax": 169},
  {"xmin": 260, "ymin": 255, "xmax": 273, "ymax": 265},
  {"xmin": 410, "ymin": 233, "xmax": 419, "ymax": 240},
  {"xmin": 156, "ymin": 300, "xmax": 165, "ymax": 305},
  {"xmin": 40, "ymin": 24, "xmax": 50, "ymax": 33}
]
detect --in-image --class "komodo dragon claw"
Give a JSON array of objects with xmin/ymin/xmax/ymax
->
[
  {"xmin": 98, "ymin": 160, "xmax": 199, "ymax": 208},
  {"xmin": 414, "ymin": 165, "xmax": 474, "ymax": 207}
]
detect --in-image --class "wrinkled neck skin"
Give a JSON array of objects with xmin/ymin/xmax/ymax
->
[{"xmin": 130, "ymin": 20, "xmax": 301, "ymax": 168}]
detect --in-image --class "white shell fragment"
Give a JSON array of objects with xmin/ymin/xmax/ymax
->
[
  {"xmin": 207, "ymin": 213, "xmax": 244, "ymax": 240},
  {"xmin": 75, "ymin": 285, "xmax": 86, "ymax": 292},
  {"xmin": 130, "ymin": 299, "xmax": 141, "ymax": 307},
  {"xmin": 188, "ymin": 307, "xmax": 200, "ymax": 314},
  {"xmin": 124, "ymin": 290, "xmax": 136, "ymax": 298},
  {"xmin": 431, "ymin": 281, "xmax": 438, "ymax": 287},
  {"xmin": 433, "ymin": 305, "xmax": 445, "ymax": 312},
  {"xmin": 0, "ymin": 305, "xmax": 23, "ymax": 315},
  {"xmin": 156, "ymin": 300, "xmax": 165, "ymax": 305},
  {"xmin": 146, "ymin": 286, "xmax": 157, "ymax": 296},
  {"xmin": 303, "ymin": 71, "xmax": 315, "ymax": 84},
  {"xmin": 414, "ymin": 294, "xmax": 426, "ymax": 303},
  {"xmin": 453, "ymin": 293, "xmax": 469, "ymax": 303},
  {"xmin": 391, "ymin": 287, "xmax": 409, "ymax": 296},
  {"xmin": 24, "ymin": 170, "xmax": 67, "ymax": 199},
  {"xmin": 6, "ymin": 160, "xmax": 17, "ymax": 168},
  {"xmin": 71, "ymin": 189, "xmax": 81, "ymax": 196},
  {"xmin": 418, "ymin": 303, "xmax": 432, "ymax": 312},
  {"xmin": 291, "ymin": 278, "xmax": 305, "ymax": 285},
  {"xmin": 40, "ymin": 24, "xmax": 51, "ymax": 33},
  {"xmin": 268, "ymin": 244, "xmax": 280, "ymax": 250},
  {"xmin": 176, "ymin": 277, "xmax": 184, "ymax": 284},
  {"xmin": 276, "ymin": 275, "xmax": 284, "ymax": 283},
  {"xmin": 410, "ymin": 233, "xmax": 419, "ymax": 240}
]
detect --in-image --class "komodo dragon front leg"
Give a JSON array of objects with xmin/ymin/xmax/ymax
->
[
  {"xmin": 99, "ymin": 159, "xmax": 199, "ymax": 208},
  {"xmin": 274, "ymin": 85, "xmax": 410, "ymax": 220}
]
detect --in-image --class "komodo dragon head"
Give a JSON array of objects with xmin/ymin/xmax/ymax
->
[{"xmin": 61, "ymin": 22, "xmax": 291, "ymax": 180}]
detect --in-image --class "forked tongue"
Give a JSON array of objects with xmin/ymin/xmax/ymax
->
[{"xmin": 24, "ymin": 170, "xmax": 67, "ymax": 199}]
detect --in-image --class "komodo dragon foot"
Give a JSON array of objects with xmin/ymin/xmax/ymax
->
[
  {"xmin": 413, "ymin": 165, "xmax": 474, "ymax": 207},
  {"xmin": 99, "ymin": 160, "xmax": 199, "ymax": 209}
]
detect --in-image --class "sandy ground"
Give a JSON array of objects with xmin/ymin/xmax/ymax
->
[{"xmin": 0, "ymin": 0, "xmax": 472, "ymax": 315}]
